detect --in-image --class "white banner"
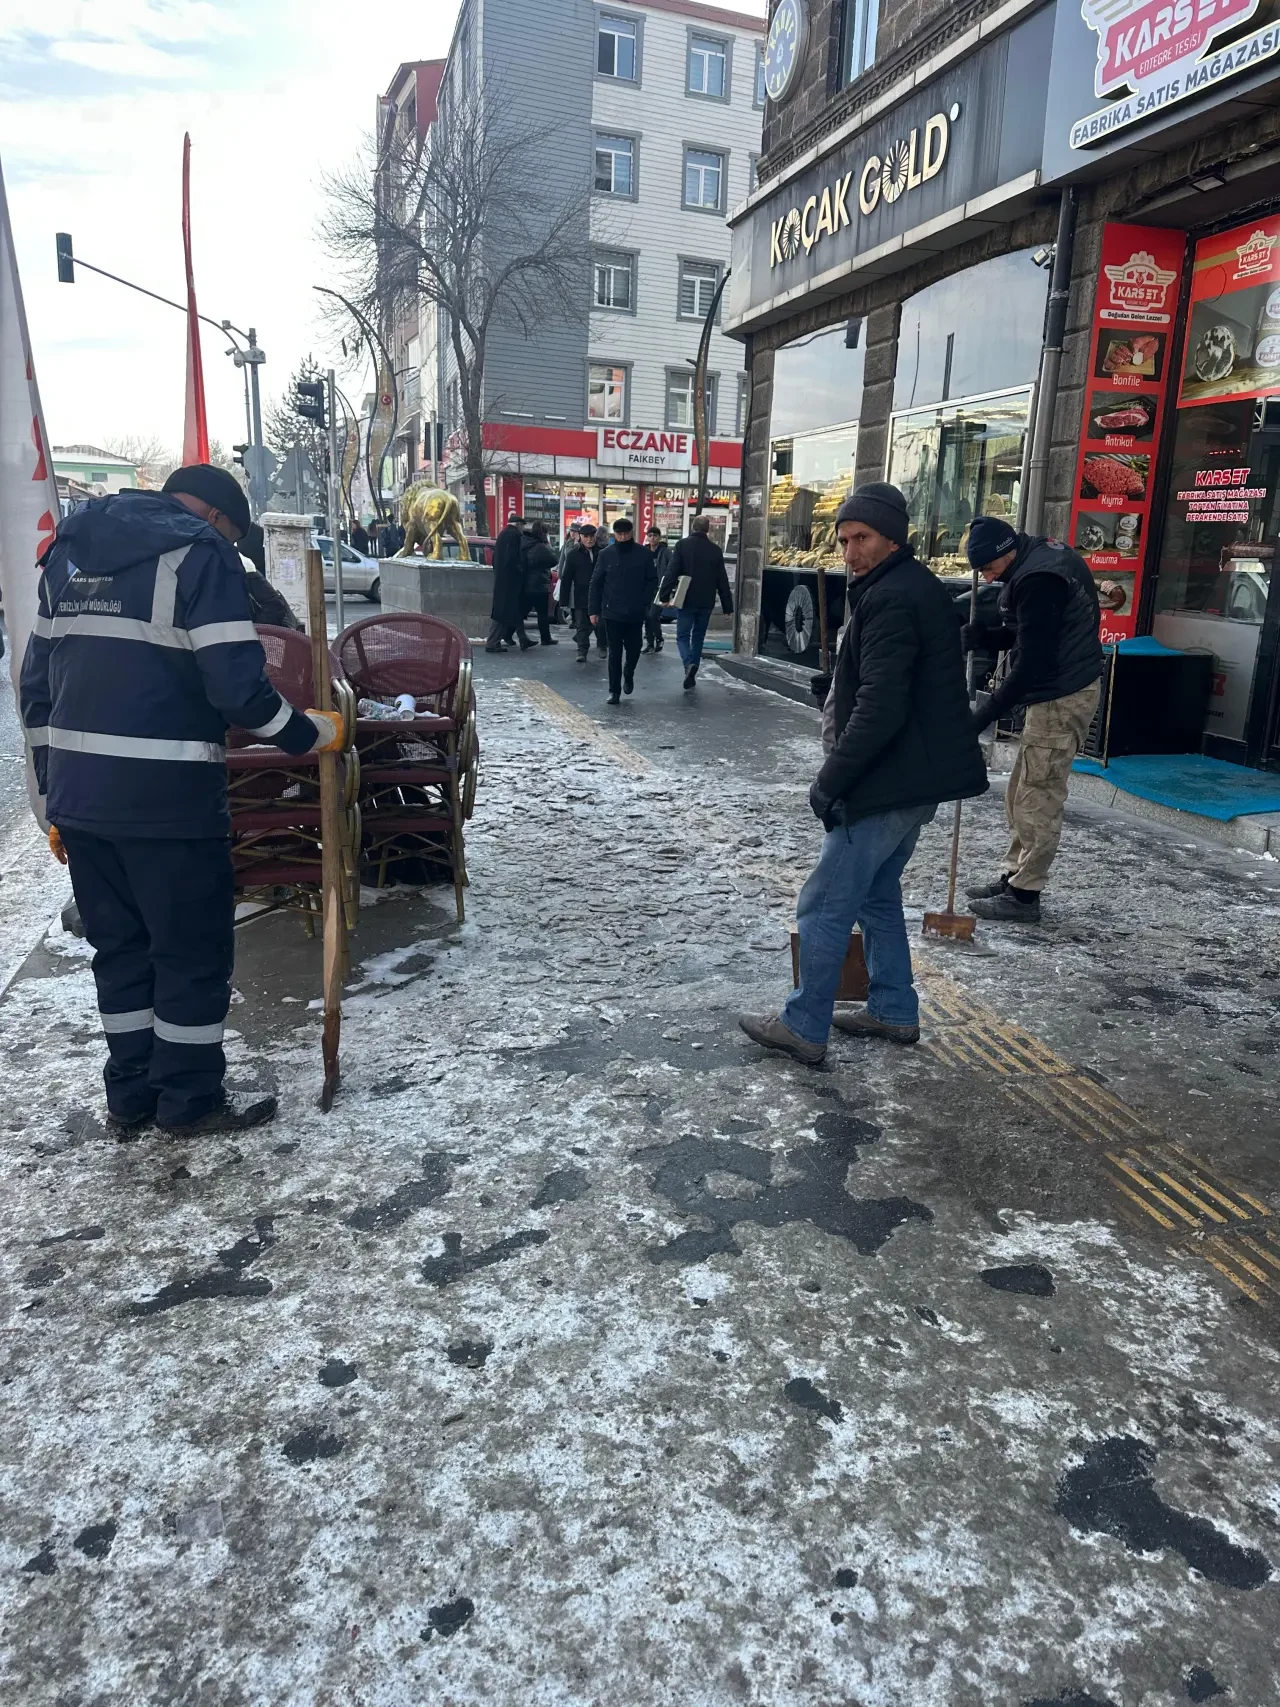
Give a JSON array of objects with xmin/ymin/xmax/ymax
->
[
  {"xmin": 0, "ymin": 154, "xmax": 60, "ymax": 824},
  {"xmin": 597, "ymin": 427, "xmax": 693, "ymax": 473}
]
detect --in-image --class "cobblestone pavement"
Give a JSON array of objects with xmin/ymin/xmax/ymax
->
[{"xmin": 1, "ymin": 647, "xmax": 1278, "ymax": 1707}]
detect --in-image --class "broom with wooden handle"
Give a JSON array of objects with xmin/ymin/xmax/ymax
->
[{"xmin": 923, "ymin": 564, "xmax": 979, "ymax": 944}]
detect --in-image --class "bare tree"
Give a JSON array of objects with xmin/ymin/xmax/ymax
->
[
  {"xmin": 104, "ymin": 434, "xmax": 178, "ymax": 489},
  {"xmin": 322, "ymin": 78, "xmax": 589, "ymax": 534}
]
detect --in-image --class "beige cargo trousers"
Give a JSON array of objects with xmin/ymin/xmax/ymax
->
[{"xmin": 1003, "ymin": 680, "xmax": 1101, "ymax": 892}]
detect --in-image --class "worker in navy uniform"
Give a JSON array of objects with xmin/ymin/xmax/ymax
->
[{"xmin": 20, "ymin": 464, "xmax": 343, "ymax": 1135}]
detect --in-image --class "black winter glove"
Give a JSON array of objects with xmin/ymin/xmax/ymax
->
[
  {"xmin": 810, "ymin": 672, "xmax": 832, "ymax": 706},
  {"xmin": 971, "ymin": 689, "xmax": 995, "ymax": 734},
  {"xmin": 960, "ymin": 622, "xmax": 981, "ymax": 655},
  {"xmin": 809, "ymin": 781, "xmax": 837, "ymax": 827}
]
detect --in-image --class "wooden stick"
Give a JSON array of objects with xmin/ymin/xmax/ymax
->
[
  {"xmin": 304, "ymin": 547, "xmax": 345, "ymax": 1111},
  {"xmin": 815, "ymin": 562, "xmax": 830, "ymax": 674}
]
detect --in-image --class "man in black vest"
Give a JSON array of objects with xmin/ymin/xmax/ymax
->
[
  {"xmin": 964, "ymin": 516, "xmax": 1104, "ymax": 924},
  {"xmin": 739, "ymin": 483, "xmax": 987, "ymax": 1065}
]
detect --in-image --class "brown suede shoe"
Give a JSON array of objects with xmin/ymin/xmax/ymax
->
[
  {"xmin": 832, "ymin": 1009, "xmax": 920, "ymax": 1046},
  {"xmin": 738, "ymin": 1013, "xmax": 826, "ymax": 1066}
]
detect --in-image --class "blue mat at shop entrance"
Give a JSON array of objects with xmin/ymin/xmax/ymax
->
[{"xmin": 1072, "ymin": 752, "xmax": 1280, "ymax": 820}]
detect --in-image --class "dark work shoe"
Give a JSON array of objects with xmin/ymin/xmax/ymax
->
[
  {"xmin": 683, "ymin": 666, "xmax": 697, "ymax": 691},
  {"xmin": 607, "ymin": 693, "xmax": 621, "ymax": 706},
  {"xmin": 965, "ymin": 874, "xmax": 1010, "ymax": 901},
  {"xmin": 107, "ymin": 1107, "xmax": 156, "ymax": 1133},
  {"xmin": 542, "ymin": 636, "xmax": 559, "ymax": 645},
  {"xmin": 968, "ymin": 891, "xmax": 1042, "ymax": 924},
  {"xmin": 642, "ymin": 644, "xmax": 655, "ymax": 654},
  {"xmin": 832, "ymin": 1009, "xmax": 920, "ymax": 1046},
  {"xmin": 623, "ymin": 673, "xmax": 634, "ymax": 695},
  {"xmin": 738, "ymin": 1013, "xmax": 826, "ymax": 1066},
  {"xmin": 158, "ymin": 1091, "xmax": 279, "ymax": 1135},
  {"xmin": 484, "ymin": 643, "xmax": 508, "ymax": 654},
  {"xmin": 576, "ymin": 652, "xmax": 588, "ymax": 663}
]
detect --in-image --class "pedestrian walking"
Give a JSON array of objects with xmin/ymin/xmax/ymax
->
[
  {"xmin": 559, "ymin": 523, "xmax": 598, "ymax": 662},
  {"xmin": 659, "ymin": 513, "xmax": 734, "ymax": 689},
  {"xmin": 739, "ymin": 482, "xmax": 987, "ymax": 1065},
  {"xmin": 589, "ymin": 518, "xmax": 658, "ymax": 705},
  {"xmin": 962, "ymin": 516, "xmax": 1105, "ymax": 923},
  {"xmin": 19, "ymin": 465, "xmax": 344, "ymax": 1133},
  {"xmin": 520, "ymin": 521, "xmax": 559, "ymax": 646},
  {"xmin": 643, "ymin": 526, "xmax": 672, "ymax": 653},
  {"xmin": 351, "ymin": 520, "xmax": 370, "ymax": 554},
  {"xmin": 487, "ymin": 513, "xmax": 527, "ymax": 652}
]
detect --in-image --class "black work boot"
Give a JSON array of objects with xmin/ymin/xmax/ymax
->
[
  {"xmin": 968, "ymin": 890, "xmax": 1042, "ymax": 924},
  {"xmin": 158, "ymin": 1091, "xmax": 279, "ymax": 1135},
  {"xmin": 965, "ymin": 874, "xmax": 1011, "ymax": 901}
]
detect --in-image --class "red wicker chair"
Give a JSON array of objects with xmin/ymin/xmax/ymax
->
[{"xmin": 333, "ymin": 614, "xmax": 476, "ymax": 920}]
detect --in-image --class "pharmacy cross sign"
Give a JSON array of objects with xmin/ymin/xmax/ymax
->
[{"xmin": 1070, "ymin": 0, "xmax": 1280, "ymax": 147}]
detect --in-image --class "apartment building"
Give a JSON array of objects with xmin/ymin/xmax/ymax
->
[{"xmin": 427, "ymin": 0, "xmax": 764, "ymax": 552}]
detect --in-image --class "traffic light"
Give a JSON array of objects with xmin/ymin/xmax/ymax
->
[
  {"xmin": 232, "ymin": 444, "xmax": 249, "ymax": 469},
  {"xmin": 295, "ymin": 380, "xmax": 327, "ymax": 428},
  {"xmin": 55, "ymin": 233, "xmax": 75, "ymax": 284}
]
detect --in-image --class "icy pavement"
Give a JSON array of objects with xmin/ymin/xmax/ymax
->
[{"xmin": 1, "ymin": 653, "xmax": 1278, "ymax": 1707}]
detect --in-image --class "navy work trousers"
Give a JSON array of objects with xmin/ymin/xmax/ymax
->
[{"xmin": 60, "ymin": 832, "xmax": 235, "ymax": 1126}]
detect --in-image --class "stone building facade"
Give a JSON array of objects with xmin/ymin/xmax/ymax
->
[{"xmin": 728, "ymin": 0, "xmax": 1280, "ymax": 770}]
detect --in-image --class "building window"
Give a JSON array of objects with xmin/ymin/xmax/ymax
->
[
  {"xmin": 844, "ymin": 0, "xmax": 879, "ymax": 83},
  {"xmin": 588, "ymin": 363, "xmax": 628, "ymax": 422},
  {"xmin": 679, "ymin": 259, "xmax": 721, "ymax": 321},
  {"xmin": 683, "ymin": 148, "xmax": 724, "ymax": 211},
  {"xmin": 594, "ymin": 251, "xmax": 635, "ymax": 311},
  {"xmin": 736, "ymin": 372, "xmax": 749, "ymax": 437},
  {"xmin": 688, "ymin": 33, "xmax": 728, "ymax": 98},
  {"xmin": 754, "ymin": 44, "xmax": 766, "ymax": 107},
  {"xmin": 594, "ymin": 133, "xmax": 635, "ymax": 197},
  {"xmin": 666, "ymin": 369, "xmax": 717, "ymax": 432},
  {"xmin": 598, "ymin": 14, "xmax": 638, "ymax": 80},
  {"xmin": 749, "ymin": 154, "xmax": 760, "ymax": 192}
]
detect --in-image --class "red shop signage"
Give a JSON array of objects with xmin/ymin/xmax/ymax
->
[{"xmin": 1067, "ymin": 221, "xmax": 1186, "ymax": 643}]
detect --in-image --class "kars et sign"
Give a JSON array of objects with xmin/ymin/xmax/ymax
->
[{"xmin": 597, "ymin": 428, "xmax": 693, "ymax": 473}]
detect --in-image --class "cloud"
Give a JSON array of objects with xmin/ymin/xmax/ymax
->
[{"xmin": 50, "ymin": 39, "xmax": 199, "ymax": 80}]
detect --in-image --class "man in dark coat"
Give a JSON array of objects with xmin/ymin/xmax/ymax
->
[
  {"xmin": 487, "ymin": 514, "xmax": 527, "ymax": 652},
  {"xmin": 643, "ymin": 526, "xmax": 672, "ymax": 653},
  {"xmin": 519, "ymin": 522, "xmax": 559, "ymax": 646},
  {"xmin": 740, "ymin": 482, "xmax": 988, "ymax": 1065},
  {"xmin": 589, "ymin": 518, "xmax": 657, "ymax": 705},
  {"xmin": 19, "ymin": 464, "xmax": 343, "ymax": 1132},
  {"xmin": 659, "ymin": 514, "xmax": 734, "ymax": 689},
  {"xmin": 351, "ymin": 520, "xmax": 370, "ymax": 554},
  {"xmin": 559, "ymin": 523, "xmax": 599, "ymax": 662},
  {"xmin": 963, "ymin": 516, "xmax": 1104, "ymax": 923}
]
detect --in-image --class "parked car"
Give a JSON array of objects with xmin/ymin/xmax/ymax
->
[
  {"xmin": 314, "ymin": 535, "xmax": 381, "ymax": 602},
  {"xmin": 434, "ymin": 536, "xmax": 496, "ymax": 566}
]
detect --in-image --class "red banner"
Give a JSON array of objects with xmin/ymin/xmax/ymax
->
[
  {"xmin": 181, "ymin": 134, "xmax": 210, "ymax": 467},
  {"xmin": 1067, "ymin": 221, "xmax": 1186, "ymax": 643},
  {"xmin": 1178, "ymin": 213, "xmax": 1280, "ymax": 410}
]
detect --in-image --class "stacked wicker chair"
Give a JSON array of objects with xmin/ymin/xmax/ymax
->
[
  {"xmin": 333, "ymin": 613, "xmax": 477, "ymax": 922},
  {"xmin": 225, "ymin": 625, "xmax": 360, "ymax": 934}
]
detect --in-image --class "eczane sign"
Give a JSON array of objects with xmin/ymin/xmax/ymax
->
[{"xmin": 597, "ymin": 428, "xmax": 693, "ymax": 473}]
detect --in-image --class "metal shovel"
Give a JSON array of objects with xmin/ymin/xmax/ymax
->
[{"xmin": 923, "ymin": 565, "xmax": 980, "ymax": 945}]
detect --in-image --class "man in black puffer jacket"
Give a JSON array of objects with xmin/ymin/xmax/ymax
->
[
  {"xmin": 963, "ymin": 516, "xmax": 1103, "ymax": 924},
  {"xmin": 588, "ymin": 517, "xmax": 657, "ymax": 704},
  {"xmin": 740, "ymin": 482, "xmax": 987, "ymax": 1066},
  {"xmin": 519, "ymin": 521, "xmax": 559, "ymax": 646}
]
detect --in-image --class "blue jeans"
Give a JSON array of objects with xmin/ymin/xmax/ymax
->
[
  {"xmin": 676, "ymin": 606, "xmax": 712, "ymax": 669},
  {"xmin": 781, "ymin": 803, "xmax": 937, "ymax": 1045}
]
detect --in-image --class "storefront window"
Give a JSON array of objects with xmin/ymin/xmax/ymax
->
[
  {"xmin": 562, "ymin": 482, "xmax": 602, "ymax": 532},
  {"xmin": 769, "ymin": 424, "xmax": 858, "ymax": 569},
  {"xmin": 894, "ymin": 251, "xmax": 1045, "ymax": 411},
  {"xmin": 603, "ymin": 485, "xmax": 636, "ymax": 531},
  {"xmin": 651, "ymin": 487, "xmax": 687, "ymax": 538},
  {"xmin": 523, "ymin": 477, "xmax": 563, "ymax": 548},
  {"xmin": 886, "ymin": 389, "xmax": 1032, "ymax": 573}
]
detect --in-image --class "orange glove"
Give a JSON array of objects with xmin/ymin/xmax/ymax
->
[
  {"xmin": 49, "ymin": 826, "xmax": 68, "ymax": 864},
  {"xmin": 307, "ymin": 709, "xmax": 344, "ymax": 753}
]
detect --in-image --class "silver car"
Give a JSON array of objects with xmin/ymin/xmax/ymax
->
[{"xmin": 314, "ymin": 535, "xmax": 381, "ymax": 601}]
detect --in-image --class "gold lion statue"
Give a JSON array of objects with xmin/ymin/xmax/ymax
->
[{"xmin": 395, "ymin": 485, "xmax": 471, "ymax": 560}]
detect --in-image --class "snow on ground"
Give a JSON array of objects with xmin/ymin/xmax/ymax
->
[{"xmin": 0, "ymin": 679, "xmax": 1277, "ymax": 1707}]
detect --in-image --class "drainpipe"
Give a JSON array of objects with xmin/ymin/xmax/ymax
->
[{"xmin": 1022, "ymin": 188, "xmax": 1076, "ymax": 534}]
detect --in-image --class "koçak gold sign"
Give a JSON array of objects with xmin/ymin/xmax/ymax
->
[{"xmin": 768, "ymin": 104, "xmax": 960, "ymax": 269}]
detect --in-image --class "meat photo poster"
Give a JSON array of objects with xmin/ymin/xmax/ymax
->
[{"xmin": 1069, "ymin": 223, "xmax": 1186, "ymax": 642}]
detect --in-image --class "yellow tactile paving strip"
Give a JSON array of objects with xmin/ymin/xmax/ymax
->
[{"xmin": 512, "ymin": 679, "xmax": 1277, "ymax": 1305}]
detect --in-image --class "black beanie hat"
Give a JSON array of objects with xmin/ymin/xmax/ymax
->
[
  {"xmin": 162, "ymin": 463, "xmax": 251, "ymax": 538},
  {"xmin": 966, "ymin": 515, "xmax": 1019, "ymax": 568},
  {"xmin": 834, "ymin": 481, "xmax": 909, "ymax": 547}
]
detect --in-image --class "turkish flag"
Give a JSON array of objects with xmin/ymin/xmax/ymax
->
[
  {"xmin": 181, "ymin": 133, "xmax": 210, "ymax": 466},
  {"xmin": 0, "ymin": 151, "xmax": 61, "ymax": 817}
]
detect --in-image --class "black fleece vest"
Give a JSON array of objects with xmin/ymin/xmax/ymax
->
[{"xmin": 999, "ymin": 536, "xmax": 1104, "ymax": 705}]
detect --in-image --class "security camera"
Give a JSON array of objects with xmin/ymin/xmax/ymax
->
[{"xmin": 1032, "ymin": 245, "xmax": 1055, "ymax": 269}]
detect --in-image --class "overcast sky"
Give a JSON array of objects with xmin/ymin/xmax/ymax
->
[{"xmin": 2, "ymin": 0, "xmax": 765, "ymax": 460}]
